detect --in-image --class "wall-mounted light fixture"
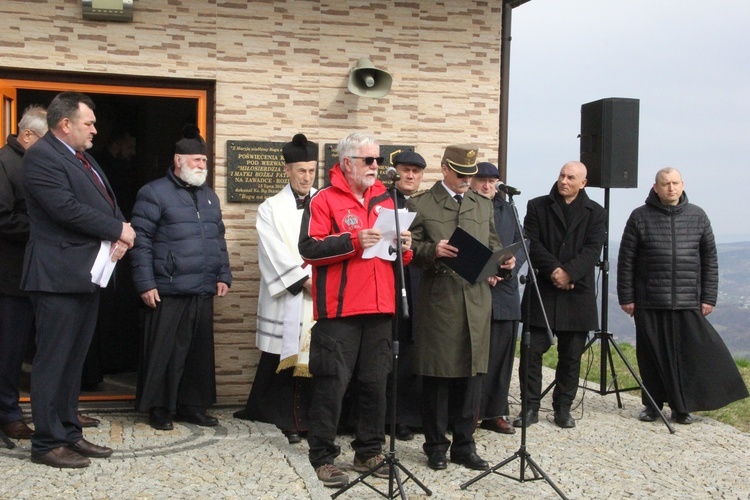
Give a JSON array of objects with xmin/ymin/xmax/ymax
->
[
  {"xmin": 347, "ymin": 58, "xmax": 392, "ymax": 98},
  {"xmin": 82, "ymin": 0, "xmax": 133, "ymax": 22}
]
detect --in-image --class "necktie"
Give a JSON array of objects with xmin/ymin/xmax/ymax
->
[
  {"xmin": 76, "ymin": 151, "xmax": 114, "ymax": 207},
  {"xmin": 454, "ymin": 194, "xmax": 462, "ymax": 205}
]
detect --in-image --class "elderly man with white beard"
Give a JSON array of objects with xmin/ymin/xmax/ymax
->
[{"xmin": 130, "ymin": 126, "xmax": 232, "ymax": 431}]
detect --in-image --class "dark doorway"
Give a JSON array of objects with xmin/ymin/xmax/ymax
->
[{"xmin": 6, "ymin": 75, "xmax": 214, "ymax": 403}]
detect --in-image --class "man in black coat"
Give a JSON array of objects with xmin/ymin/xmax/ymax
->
[
  {"xmin": 0, "ymin": 105, "xmax": 47, "ymax": 441},
  {"xmin": 513, "ymin": 161, "xmax": 606, "ymax": 429},
  {"xmin": 23, "ymin": 92, "xmax": 135, "ymax": 467},
  {"xmin": 471, "ymin": 162, "xmax": 525, "ymax": 435},
  {"xmin": 617, "ymin": 167, "xmax": 748, "ymax": 424}
]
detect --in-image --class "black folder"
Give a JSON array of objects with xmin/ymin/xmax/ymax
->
[{"xmin": 440, "ymin": 226, "xmax": 524, "ymax": 284}]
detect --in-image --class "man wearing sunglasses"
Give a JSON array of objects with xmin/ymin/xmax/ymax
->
[
  {"xmin": 408, "ymin": 145, "xmax": 515, "ymax": 472},
  {"xmin": 299, "ymin": 132, "xmax": 413, "ymax": 488}
]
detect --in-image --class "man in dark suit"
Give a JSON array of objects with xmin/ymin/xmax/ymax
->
[
  {"xmin": 22, "ymin": 92, "xmax": 135, "ymax": 468},
  {"xmin": 513, "ymin": 161, "xmax": 606, "ymax": 429}
]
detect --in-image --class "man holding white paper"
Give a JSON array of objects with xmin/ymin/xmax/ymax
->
[
  {"xmin": 298, "ymin": 132, "xmax": 412, "ymax": 487},
  {"xmin": 22, "ymin": 92, "xmax": 134, "ymax": 468}
]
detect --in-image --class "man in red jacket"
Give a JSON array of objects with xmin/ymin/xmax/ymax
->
[{"xmin": 299, "ymin": 132, "xmax": 413, "ymax": 487}]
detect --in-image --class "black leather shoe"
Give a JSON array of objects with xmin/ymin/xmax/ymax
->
[
  {"xmin": 32, "ymin": 446, "xmax": 90, "ymax": 468},
  {"xmin": 638, "ymin": 406, "xmax": 660, "ymax": 422},
  {"xmin": 77, "ymin": 413, "xmax": 100, "ymax": 428},
  {"xmin": 175, "ymin": 411, "xmax": 218, "ymax": 427},
  {"xmin": 673, "ymin": 412, "xmax": 694, "ymax": 425},
  {"xmin": 283, "ymin": 431, "xmax": 302, "ymax": 444},
  {"xmin": 426, "ymin": 451, "xmax": 447, "ymax": 470},
  {"xmin": 149, "ymin": 407, "xmax": 174, "ymax": 431},
  {"xmin": 68, "ymin": 438, "xmax": 113, "ymax": 458},
  {"xmin": 1, "ymin": 420, "xmax": 34, "ymax": 439},
  {"xmin": 451, "ymin": 452, "xmax": 489, "ymax": 471},
  {"xmin": 512, "ymin": 409, "xmax": 539, "ymax": 428},
  {"xmin": 395, "ymin": 424, "xmax": 414, "ymax": 441},
  {"xmin": 553, "ymin": 410, "xmax": 576, "ymax": 429}
]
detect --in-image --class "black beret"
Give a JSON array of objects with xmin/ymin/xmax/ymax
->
[
  {"xmin": 392, "ymin": 150, "xmax": 426, "ymax": 169},
  {"xmin": 175, "ymin": 124, "xmax": 207, "ymax": 155},
  {"xmin": 282, "ymin": 133, "xmax": 318, "ymax": 164},
  {"xmin": 475, "ymin": 162, "xmax": 500, "ymax": 178}
]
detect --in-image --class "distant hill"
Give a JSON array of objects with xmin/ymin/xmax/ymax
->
[
  {"xmin": 605, "ymin": 241, "xmax": 750, "ymax": 360},
  {"xmin": 520, "ymin": 241, "xmax": 750, "ymax": 360}
]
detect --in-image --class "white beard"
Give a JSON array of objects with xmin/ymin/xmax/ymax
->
[{"xmin": 179, "ymin": 166, "xmax": 207, "ymax": 186}]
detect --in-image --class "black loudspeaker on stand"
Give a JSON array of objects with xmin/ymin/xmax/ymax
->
[
  {"xmin": 461, "ymin": 191, "xmax": 568, "ymax": 499},
  {"xmin": 571, "ymin": 97, "xmax": 674, "ymax": 432},
  {"xmin": 332, "ymin": 185, "xmax": 431, "ymax": 499}
]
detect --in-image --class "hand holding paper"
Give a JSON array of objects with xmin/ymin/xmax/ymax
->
[{"xmin": 362, "ymin": 208, "xmax": 416, "ymax": 261}]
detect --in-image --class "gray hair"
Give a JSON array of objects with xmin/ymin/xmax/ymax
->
[
  {"xmin": 655, "ymin": 167, "xmax": 681, "ymax": 183},
  {"xmin": 336, "ymin": 132, "xmax": 378, "ymax": 160},
  {"xmin": 18, "ymin": 105, "xmax": 48, "ymax": 136}
]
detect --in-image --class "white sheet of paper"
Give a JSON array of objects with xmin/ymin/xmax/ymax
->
[
  {"xmin": 90, "ymin": 241, "xmax": 117, "ymax": 287},
  {"xmin": 362, "ymin": 208, "xmax": 416, "ymax": 261}
]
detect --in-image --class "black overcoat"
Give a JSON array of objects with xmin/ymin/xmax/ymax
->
[{"xmin": 522, "ymin": 184, "xmax": 606, "ymax": 331}]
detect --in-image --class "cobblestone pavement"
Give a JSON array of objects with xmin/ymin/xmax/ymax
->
[{"xmin": 2, "ymin": 365, "xmax": 749, "ymax": 499}]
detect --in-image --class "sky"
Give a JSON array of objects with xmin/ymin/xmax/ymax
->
[{"xmin": 506, "ymin": 0, "xmax": 750, "ymax": 244}]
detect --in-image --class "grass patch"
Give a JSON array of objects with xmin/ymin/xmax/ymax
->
[{"xmin": 522, "ymin": 337, "xmax": 750, "ymax": 432}]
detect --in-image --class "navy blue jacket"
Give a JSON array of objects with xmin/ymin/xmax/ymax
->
[
  {"xmin": 490, "ymin": 195, "xmax": 525, "ymax": 321},
  {"xmin": 130, "ymin": 168, "xmax": 231, "ymax": 296}
]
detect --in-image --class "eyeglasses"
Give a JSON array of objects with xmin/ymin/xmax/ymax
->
[
  {"xmin": 350, "ymin": 156, "xmax": 384, "ymax": 166},
  {"xmin": 29, "ymin": 130, "xmax": 43, "ymax": 139},
  {"xmin": 456, "ymin": 173, "xmax": 472, "ymax": 179}
]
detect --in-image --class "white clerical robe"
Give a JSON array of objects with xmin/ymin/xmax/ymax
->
[{"xmin": 255, "ymin": 184, "xmax": 315, "ymax": 375}]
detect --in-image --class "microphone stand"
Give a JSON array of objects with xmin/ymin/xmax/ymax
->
[
  {"xmin": 461, "ymin": 192, "xmax": 566, "ymax": 499},
  {"xmin": 333, "ymin": 184, "xmax": 432, "ymax": 499},
  {"xmin": 1, "ymin": 428, "xmax": 15, "ymax": 449}
]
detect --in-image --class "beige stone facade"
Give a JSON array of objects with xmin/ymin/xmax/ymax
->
[{"xmin": 0, "ymin": 0, "xmax": 504, "ymax": 403}]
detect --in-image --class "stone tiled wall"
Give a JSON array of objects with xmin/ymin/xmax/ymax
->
[{"xmin": 0, "ymin": 0, "xmax": 503, "ymax": 403}]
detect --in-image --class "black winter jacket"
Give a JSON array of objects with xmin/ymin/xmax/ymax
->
[
  {"xmin": 130, "ymin": 168, "xmax": 232, "ymax": 296},
  {"xmin": 617, "ymin": 189, "xmax": 717, "ymax": 309},
  {"xmin": 0, "ymin": 135, "xmax": 30, "ymax": 296}
]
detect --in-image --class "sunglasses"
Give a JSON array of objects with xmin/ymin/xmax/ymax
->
[{"xmin": 350, "ymin": 156, "xmax": 384, "ymax": 166}]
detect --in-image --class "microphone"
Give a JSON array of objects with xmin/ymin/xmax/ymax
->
[
  {"xmin": 495, "ymin": 181, "xmax": 521, "ymax": 196},
  {"xmin": 385, "ymin": 166, "xmax": 400, "ymax": 182}
]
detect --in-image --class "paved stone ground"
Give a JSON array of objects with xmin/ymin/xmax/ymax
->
[{"xmin": 2, "ymin": 364, "xmax": 749, "ymax": 499}]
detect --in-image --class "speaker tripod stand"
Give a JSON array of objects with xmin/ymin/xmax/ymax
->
[
  {"xmin": 332, "ymin": 185, "xmax": 431, "ymax": 499},
  {"xmin": 539, "ymin": 187, "xmax": 674, "ymax": 433},
  {"xmin": 1, "ymin": 428, "xmax": 15, "ymax": 449},
  {"xmin": 460, "ymin": 192, "xmax": 567, "ymax": 499}
]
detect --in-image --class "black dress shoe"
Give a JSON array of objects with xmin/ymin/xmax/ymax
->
[
  {"xmin": 149, "ymin": 407, "xmax": 174, "ymax": 431},
  {"xmin": 175, "ymin": 411, "xmax": 218, "ymax": 427},
  {"xmin": 32, "ymin": 446, "xmax": 90, "ymax": 468},
  {"xmin": 512, "ymin": 408, "xmax": 539, "ymax": 428},
  {"xmin": 395, "ymin": 424, "xmax": 414, "ymax": 441},
  {"xmin": 451, "ymin": 452, "xmax": 489, "ymax": 471},
  {"xmin": 638, "ymin": 406, "xmax": 660, "ymax": 422},
  {"xmin": 68, "ymin": 438, "xmax": 113, "ymax": 458},
  {"xmin": 283, "ymin": 431, "xmax": 302, "ymax": 444},
  {"xmin": 426, "ymin": 451, "xmax": 447, "ymax": 470},
  {"xmin": 553, "ymin": 410, "xmax": 576, "ymax": 429},
  {"xmin": 672, "ymin": 412, "xmax": 694, "ymax": 425},
  {"xmin": 1, "ymin": 420, "xmax": 34, "ymax": 439},
  {"xmin": 77, "ymin": 412, "xmax": 100, "ymax": 428}
]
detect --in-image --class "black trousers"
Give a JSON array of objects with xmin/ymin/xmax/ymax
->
[
  {"xmin": 307, "ymin": 314, "xmax": 392, "ymax": 468},
  {"xmin": 29, "ymin": 291, "xmax": 100, "ymax": 455},
  {"xmin": 136, "ymin": 295, "xmax": 216, "ymax": 413},
  {"xmin": 520, "ymin": 326, "xmax": 587, "ymax": 412},
  {"xmin": 0, "ymin": 294, "xmax": 34, "ymax": 425},
  {"xmin": 480, "ymin": 320, "xmax": 519, "ymax": 419},
  {"xmin": 421, "ymin": 374, "xmax": 481, "ymax": 457}
]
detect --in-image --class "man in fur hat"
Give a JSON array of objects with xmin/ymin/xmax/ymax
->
[{"xmin": 131, "ymin": 125, "xmax": 232, "ymax": 431}]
